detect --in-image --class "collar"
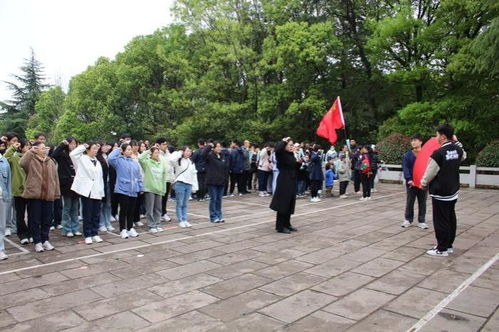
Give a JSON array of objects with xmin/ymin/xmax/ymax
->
[{"xmin": 441, "ymin": 141, "xmax": 452, "ymax": 147}]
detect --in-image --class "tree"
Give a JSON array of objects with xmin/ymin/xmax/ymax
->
[
  {"xmin": 25, "ymin": 86, "xmax": 66, "ymax": 141},
  {"xmin": 0, "ymin": 48, "xmax": 47, "ymax": 135}
]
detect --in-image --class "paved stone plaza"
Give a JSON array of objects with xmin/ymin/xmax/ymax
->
[{"xmin": 0, "ymin": 183, "xmax": 498, "ymax": 332}]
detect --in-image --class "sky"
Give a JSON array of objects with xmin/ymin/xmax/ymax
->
[{"xmin": 0, "ymin": 0, "xmax": 175, "ymax": 102}]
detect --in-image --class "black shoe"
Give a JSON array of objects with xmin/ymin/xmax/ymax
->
[
  {"xmin": 277, "ymin": 228, "xmax": 291, "ymax": 234},
  {"xmin": 287, "ymin": 226, "xmax": 298, "ymax": 232}
]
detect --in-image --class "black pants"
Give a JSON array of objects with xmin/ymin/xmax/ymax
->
[
  {"xmin": 247, "ymin": 170, "xmax": 255, "ymax": 190},
  {"xmin": 432, "ymin": 198, "xmax": 457, "ymax": 252},
  {"xmin": 361, "ymin": 173, "xmax": 371, "ymax": 198},
  {"xmin": 133, "ymin": 193, "xmax": 144, "ymax": 223},
  {"xmin": 310, "ymin": 180, "xmax": 322, "ymax": 198},
  {"xmin": 162, "ymin": 182, "xmax": 172, "ymax": 215},
  {"xmin": 52, "ymin": 197, "xmax": 63, "ymax": 227},
  {"xmin": 196, "ymin": 172, "xmax": 207, "ymax": 199},
  {"xmin": 276, "ymin": 212, "xmax": 291, "ymax": 231},
  {"xmin": 27, "ymin": 199, "xmax": 53, "ymax": 244},
  {"xmin": 111, "ymin": 193, "xmax": 119, "ymax": 217},
  {"xmin": 353, "ymin": 170, "xmax": 361, "ymax": 192},
  {"xmin": 117, "ymin": 193, "xmax": 137, "ymax": 231},
  {"xmin": 405, "ymin": 185, "xmax": 427, "ymax": 223},
  {"xmin": 240, "ymin": 170, "xmax": 250, "ymax": 193},
  {"xmin": 339, "ymin": 181, "xmax": 349, "ymax": 196},
  {"xmin": 14, "ymin": 196, "xmax": 31, "ymax": 241},
  {"xmin": 229, "ymin": 173, "xmax": 244, "ymax": 194},
  {"xmin": 81, "ymin": 196, "xmax": 101, "ymax": 238},
  {"xmin": 257, "ymin": 170, "xmax": 270, "ymax": 192}
]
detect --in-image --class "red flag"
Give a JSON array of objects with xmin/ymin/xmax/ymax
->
[
  {"xmin": 413, "ymin": 137, "xmax": 440, "ymax": 188},
  {"xmin": 316, "ymin": 97, "xmax": 345, "ymax": 144}
]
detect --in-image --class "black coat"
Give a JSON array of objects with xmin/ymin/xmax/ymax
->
[
  {"xmin": 191, "ymin": 147, "xmax": 207, "ymax": 173},
  {"xmin": 51, "ymin": 143, "xmax": 76, "ymax": 196},
  {"xmin": 270, "ymin": 141, "xmax": 299, "ymax": 215},
  {"xmin": 203, "ymin": 145, "xmax": 229, "ymax": 186}
]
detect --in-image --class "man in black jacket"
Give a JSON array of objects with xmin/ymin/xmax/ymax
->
[
  {"xmin": 191, "ymin": 139, "xmax": 207, "ymax": 201},
  {"xmin": 422, "ymin": 124, "xmax": 466, "ymax": 257}
]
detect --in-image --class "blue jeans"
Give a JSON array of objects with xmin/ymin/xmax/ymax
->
[
  {"xmin": 0, "ymin": 200, "xmax": 10, "ymax": 251},
  {"xmin": 208, "ymin": 185, "xmax": 224, "ymax": 221},
  {"xmin": 258, "ymin": 170, "xmax": 270, "ymax": 192},
  {"xmin": 81, "ymin": 196, "xmax": 101, "ymax": 238},
  {"xmin": 100, "ymin": 187, "xmax": 112, "ymax": 228},
  {"xmin": 174, "ymin": 182, "xmax": 192, "ymax": 222},
  {"xmin": 297, "ymin": 180, "xmax": 306, "ymax": 195},
  {"xmin": 62, "ymin": 195, "xmax": 80, "ymax": 234}
]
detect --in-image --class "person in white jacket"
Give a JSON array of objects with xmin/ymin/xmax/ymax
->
[
  {"xmin": 70, "ymin": 142, "xmax": 105, "ymax": 245},
  {"xmin": 169, "ymin": 147, "xmax": 198, "ymax": 228}
]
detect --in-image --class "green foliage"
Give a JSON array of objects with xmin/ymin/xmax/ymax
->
[
  {"xmin": 25, "ymin": 86, "xmax": 66, "ymax": 141},
  {"xmin": 476, "ymin": 141, "xmax": 499, "ymax": 167},
  {"xmin": 376, "ymin": 133, "xmax": 411, "ymax": 165}
]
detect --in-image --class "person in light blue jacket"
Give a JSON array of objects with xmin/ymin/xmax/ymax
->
[
  {"xmin": 108, "ymin": 143, "xmax": 144, "ymax": 239},
  {"xmin": 0, "ymin": 153, "xmax": 12, "ymax": 260}
]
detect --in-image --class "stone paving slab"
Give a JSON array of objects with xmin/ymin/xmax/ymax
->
[{"xmin": 0, "ymin": 183, "xmax": 498, "ymax": 331}]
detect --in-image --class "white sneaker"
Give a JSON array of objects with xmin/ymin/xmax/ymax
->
[
  {"xmin": 135, "ymin": 221, "xmax": 144, "ymax": 227},
  {"xmin": 50, "ymin": 226, "xmax": 55, "ymax": 231},
  {"xmin": 107, "ymin": 226, "xmax": 116, "ymax": 232},
  {"xmin": 85, "ymin": 237, "xmax": 93, "ymax": 245},
  {"xmin": 156, "ymin": 227, "xmax": 164, "ymax": 232},
  {"xmin": 418, "ymin": 223, "xmax": 429, "ymax": 229},
  {"xmin": 99, "ymin": 226, "xmax": 108, "ymax": 232},
  {"xmin": 127, "ymin": 228, "xmax": 139, "ymax": 237},
  {"xmin": 426, "ymin": 248, "xmax": 448, "ymax": 257},
  {"xmin": 355, "ymin": 191, "xmax": 361, "ymax": 195},
  {"xmin": 66, "ymin": 232, "xmax": 74, "ymax": 238},
  {"xmin": 5, "ymin": 228, "xmax": 11, "ymax": 236},
  {"xmin": 149, "ymin": 228, "xmax": 158, "ymax": 234},
  {"xmin": 359, "ymin": 197, "xmax": 366, "ymax": 201},
  {"xmin": 258, "ymin": 192, "xmax": 265, "ymax": 197},
  {"xmin": 340, "ymin": 195, "xmax": 347, "ymax": 199},
  {"xmin": 179, "ymin": 222, "xmax": 187, "ymax": 228},
  {"xmin": 0, "ymin": 251, "xmax": 7, "ymax": 260},
  {"xmin": 140, "ymin": 214, "xmax": 146, "ymax": 219},
  {"xmin": 401, "ymin": 220, "xmax": 411, "ymax": 228},
  {"xmin": 120, "ymin": 229, "xmax": 129, "ymax": 239},
  {"xmin": 110, "ymin": 215, "xmax": 116, "ymax": 222},
  {"xmin": 161, "ymin": 214, "xmax": 171, "ymax": 222},
  {"xmin": 447, "ymin": 248, "xmax": 454, "ymax": 254},
  {"xmin": 114, "ymin": 215, "xmax": 119, "ymax": 222},
  {"xmin": 20, "ymin": 238, "xmax": 29, "ymax": 245},
  {"xmin": 35, "ymin": 243, "xmax": 44, "ymax": 252},
  {"xmin": 92, "ymin": 236, "xmax": 103, "ymax": 243},
  {"xmin": 367, "ymin": 197, "xmax": 372, "ymax": 200},
  {"xmin": 78, "ymin": 215, "xmax": 83, "ymax": 221},
  {"xmin": 184, "ymin": 221, "xmax": 192, "ymax": 228},
  {"xmin": 56, "ymin": 225, "xmax": 63, "ymax": 229},
  {"xmin": 43, "ymin": 241, "xmax": 55, "ymax": 251},
  {"xmin": 74, "ymin": 231, "xmax": 82, "ymax": 236},
  {"xmin": 372, "ymin": 188, "xmax": 378, "ymax": 192},
  {"xmin": 29, "ymin": 237, "xmax": 33, "ymax": 243}
]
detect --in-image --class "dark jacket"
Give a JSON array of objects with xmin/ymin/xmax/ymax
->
[
  {"xmin": 270, "ymin": 141, "xmax": 300, "ymax": 215},
  {"xmin": 309, "ymin": 152, "xmax": 324, "ymax": 181},
  {"xmin": 203, "ymin": 145, "xmax": 229, "ymax": 186},
  {"xmin": 402, "ymin": 150, "xmax": 416, "ymax": 182},
  {"xmin": 229, "ymin": 147, "xmax": 245, "ymax": 174},
  {"xmin": 97, "ymin": 154, "xmax": 110, "ymax": 200},
  {"xmin": 429, "ymin": 142, "xmax": 464, "ymax": 200},
  {"xmin": 52, "ymin": 143, "xmax": 76, "ymax": 196},
  {"xmin": 191, "ymin": 147, "xmax": 207, "ymax": 173}
]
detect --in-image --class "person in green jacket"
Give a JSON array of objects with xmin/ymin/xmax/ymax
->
[
  {"xmin": 4, "ymin": 139, "xmax": 32, "ymax": 244},
  {"xmin": 139, "ymin": 146, "xmax": 168, "ymax": 233}
]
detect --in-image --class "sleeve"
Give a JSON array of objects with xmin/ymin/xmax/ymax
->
[
  {"xmin": 168, "ymin": 151, "xmax": 182, "ymax": 166},
  {"xmin": 52, "ymin": 143, "xmax": 66, "ymax": 159},
  {"xmin": 20, "ymin": 150, "xmax": 36, "ymax": 172},
  {"xmin": 4, "ymin": 146, "xmax": 16, "ymax": 160},
  {"xmin": 455, "ymin": 141, "xmax": 467, "ymax": 161},
  {"xmin": 421, "ymin": 157, "xmax": 440, "ymax": 188},
  {"xmin": 138, "ymin": 150, "xmax": 151, "ymax": 168},
  {"xmin": 108, "ymin": 148, "xmax": 121, "ymax": 168},
  {"xmin": 69, "ymin": 145, "xmax": 86, "ymax": 166},
  {"xmin": 202, "ymin": 145, "xmax": 212, "ymax": 162},
  {"xmin": 402, "ymin": 152, "xmax": 413, "ymax": 181},
  {"xmin": 274, "ymin": 141, "xmax": 286, "ymax": 154}
]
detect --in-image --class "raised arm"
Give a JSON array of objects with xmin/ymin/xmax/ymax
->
[
  {"xmin": 19, "ymin": 149, "xmax": 37, "ymax": 172},
  {"xmin": 69, "ymin": 145, "xmax": 86, "ymax": 165},
  {"xmin": 107, "ymin": 148, "xmax": 122, "ymax": 168},
  {"xmin": 52, "ymin": 142, "xmax": 67, "ymax": 159}
]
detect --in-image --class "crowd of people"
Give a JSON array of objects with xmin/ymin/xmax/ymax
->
[{"xmin": 0, "ymin": 131, "xmax": 385, "ymax": 259}]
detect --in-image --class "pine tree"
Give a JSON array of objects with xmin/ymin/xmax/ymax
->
[{"xmin": 0, "ymin": 48, "xmax": 47, "ymax": 135}]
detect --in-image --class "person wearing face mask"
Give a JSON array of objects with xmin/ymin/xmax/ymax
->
[
  {"xmin": 20, "ymin": 142, "xmax": 60, "ymax": 252},
  {"xmin": 52, "ymin": 137, "xmax": 81, "ymax": 237},
  {"xmin": 108, "ymin": 143, "xmax": 144, "ymax": 239},
  {"xmin": 169, "ymin": 147, "xmax": 198, "ymax": 228},
  {"xmin": 270, "ymin": 137, "xmax": 301, "ymax": 234}
]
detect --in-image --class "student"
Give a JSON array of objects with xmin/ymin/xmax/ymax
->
[
  {"xmin": 257, "ymin": 143, "xmax": 273, "ymax": 197},
  {"xmin": 203, "ymin": 141, "xmax": 229, "ymax": 223},
  {"xmin": 229, "ymin": 140, "xmax": 245, "ymax": 196},
  {"xmin": 169, "ymin": 147, "xmax": 198, "ymax": 228},
  {"xmin": 309, "ymin": 145, "xmax": 324, "ymax": 202},
  {"xmin": 270, "ymin": 137, "xmax": 300, "ymax": 233},
  {"xmin": 20, "ymin": 142, "xmax": 60, "ymax": 252},
  {"xmin": 324, "ymin": 163, "xmax": 335, "ymax": 197},
  {"xmin": 70, "ymin": 142, "xmax": 105, "ymax": 244},
  {"xmin": 0, "ymin": 150, "xmax": 11, "ymax": 260},
  {"xmin": 96, "ymin": 142, "xmax": 115, "ymax": 232},
  {"xmin": 336, "ymin": 154, "xmax": 351, "ymax": 199},
  {"xmin": 359, "ymin": 145, "xmax": 373, "ymax": 201},
  {"xmin": 3, "ymin": 133, "xmax": 20, "ymax": 237},
  {"xmin": 156, "ymin": 137, "xmax": 173, "ymax": 222},
  {"xmin": 297, "ymin": 154, "xmax": 309, "ymax": 197},
  {"xmin": 108, "ymin": 143, "xmax": 144, "ymax": 239},
  {"xmin": 139, "ymin": 146, "xmax": 168, "ymax": 233},
  {"xmin": 401, "ymin": 134, "xmax": 429, "ymax": 229},
  {"xmin": 422, "ymin": 124, "xmax": 466, "ymax": 257},
  {"xmin": 52, "ymin": 137, "xmax": 81, "ymax": 237},
  {"xmin": 4, "ymin": 138, "xmax": 32, "ymax": 243},
  {"xmin": 191, "ymin": 139, "xmax": 208, "ymax": 201},
  {"xmin": 349, "ymin": 139, "xmax": 361, "ymax": 194}
]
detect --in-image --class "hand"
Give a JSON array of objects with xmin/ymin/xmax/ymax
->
[
  {"xmin": 153, "ymin": 143, "xmax": 159, "ymax": 149},
  {"xmin": 0, "ymin": 136, "xmax": 7, "ymax": 143},
  {"xmin": 282, "ymin": 137, "xmax": 290, "ymax": 142},
  {"xmin": 407, "ymin": 180, "xmax": 414, "ymax": 186},
  {"xmin": 452, "ymin": 135, "xmax": 458, "ymax": 142},
  {"xmin": 62, "ymin": 140, "xmax": 69, "ymax": 145},
  {"xmin": 13, "ymin": 142, "xmax": 21, "ymax": 149},
  {"xmin": 31, "ymin": 146, "xmax": 39, "ymax": 152},
  {"xmin": 83, "ymin": 143, "xmax": 89, "ymax": 149}
]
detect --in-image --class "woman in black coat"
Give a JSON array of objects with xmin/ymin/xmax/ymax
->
[{"xmin": 270, "ymin": 137, "xmax": 301, "ymax": 233}]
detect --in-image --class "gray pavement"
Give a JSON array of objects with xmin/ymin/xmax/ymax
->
[{"xmin": 0, "ymin": 183, "xmax": 498, "ymax": 332}]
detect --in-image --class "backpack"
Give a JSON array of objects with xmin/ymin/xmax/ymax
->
[{"xmin": 360, "ymin": 155, "xmax": 372, "ymax": 176}]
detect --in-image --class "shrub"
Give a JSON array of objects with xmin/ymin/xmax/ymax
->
[
  {"xmin": 376, "ymin": 133, "xmax": 411, "ymax": 164},
  {"xmin": 476, "ymin": 141, "xmax": 499, "ymax": 167}
]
